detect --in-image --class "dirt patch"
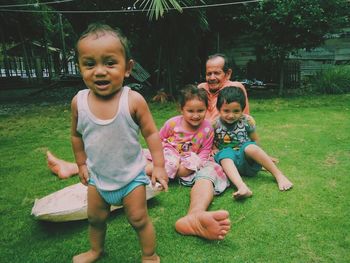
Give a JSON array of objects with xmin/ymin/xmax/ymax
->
[{"xmin": 324, "ymin": 154, "xmax": 339, "ymax": 167}]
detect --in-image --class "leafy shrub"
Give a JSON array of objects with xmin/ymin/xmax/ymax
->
[{"xmin": 308, "ymin": 65, "xmax": 350, "ymax": 94}]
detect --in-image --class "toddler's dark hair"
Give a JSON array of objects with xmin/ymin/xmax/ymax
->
[
  {"xmin": 179, "ymin": 84, "xmax": 208, "ymax": 109},
  {"xmin": 216, "ymin": 86, "xmax": 246, "ymax": 110},
  {"xmin": 76, "ymin": 23, "xmax": 131, "ymax": 61}
]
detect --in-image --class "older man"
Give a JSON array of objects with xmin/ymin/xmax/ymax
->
[{"xmin": 198, "ymin": 53, "xmax": 249, "ymax": 123}]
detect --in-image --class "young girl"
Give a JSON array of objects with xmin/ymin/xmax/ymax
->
[
  {"xmin": 146, "ymin": 85, "xmax": 231, "ymax": 241},
  {"xmin": 213, "ymin": 86, "xmax": 293, "ymax": 200},
  {"xmin": 144, "ymin": 85, "xmax": 214, "ymax": 185},
  {"xmin": 71, "ymin": 23, "xmax": 167, "ymax": 263}
]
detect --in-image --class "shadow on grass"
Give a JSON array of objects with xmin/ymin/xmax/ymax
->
[
  {"xmin": 108, "ymin": 197, "xmax": 162, "ymax": 221},
  {"xmin": 36, "ymin": 218, "xmax": 87, "ymax": 236},
  {"xmin": 247, "ymin": 171, "xmax": 277, "ymax": 185},
  {"xmin": 36, "ymin": 200, "xmax": 159, "ymax": 235}
]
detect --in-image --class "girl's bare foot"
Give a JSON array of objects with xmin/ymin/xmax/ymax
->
[
  {"xmin": 142, "ymin": 254, "xmax": 160, "ymax": 263},
  {"xmin": 175, "ymin": 210, "xmax": 230, "ymax": 240},
  {"xmin": 72, "ymin": 250, "xmax": 103, "ymax": 263},
  {"xmin": 276, "ymin": 174, "xmax": 293, "ymax": 191},
  {"xmin": 46, "ymin": 151, "xmax": 78, "ymax": 179},
  {"xmin": 233, "ymin": 186, "xmax": 253, "ymax": 200}
]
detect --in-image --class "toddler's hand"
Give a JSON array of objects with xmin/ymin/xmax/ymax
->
[
  {"xmin": 78, "ymin": 164, "xmax": 89, "ymax": 186},
  {"xmin": 152, "ymin": 166, "xmax": 169, "ymax": 192}
]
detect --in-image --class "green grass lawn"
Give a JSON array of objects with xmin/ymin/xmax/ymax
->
[{"xmin": 0, "ymin": 93, "xmax": 349, "ymax": 262}]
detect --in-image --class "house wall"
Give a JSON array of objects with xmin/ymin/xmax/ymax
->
[
  {"xmin": 219, "ymin": 28, "xmax": 350, "ymax": 82},
  {"xmin": 289, "ymin": 29, "xmax": 350, "ymax": 77}
]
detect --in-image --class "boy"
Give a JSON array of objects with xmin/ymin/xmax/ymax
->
[{"xmin": 213, "ymin": 86, "xmax": 293, "ymax": 199}]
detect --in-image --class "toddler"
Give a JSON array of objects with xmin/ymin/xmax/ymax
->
[{"xmin": 71, "ymin": 23, "xmax": 167, "ymax": 263}]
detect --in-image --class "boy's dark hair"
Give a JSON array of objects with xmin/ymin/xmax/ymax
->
[
  {"xmin": 207, "ymin": 53, "xmax": 231, "ymax": 73},
  {"xmin": 216, "ymin": 86, "xmax": 246, "ymax": 111},
  {"xmin": 179, "ymin": 84, "xmax": 208, "ymax": 109},
  {"xmin": 76, "ymin": 23, "xmax": 131, "ymax": 61}
]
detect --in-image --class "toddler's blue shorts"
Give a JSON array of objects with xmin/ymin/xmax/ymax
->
[{"xmin": 89, "ymin": 172, "xmax": 150, "ymax": 205}]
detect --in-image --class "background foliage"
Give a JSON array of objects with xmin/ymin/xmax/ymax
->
[
  {"xmin": 1, "ymin": 0, "xmax": 349, "ymax": 94},
  {"xmin": 306, "ymin": 65, "xmax": 350, "ymax": 94}
]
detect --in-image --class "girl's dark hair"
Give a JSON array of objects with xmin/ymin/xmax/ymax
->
[
  {"xmin": 216, "ymin": 86, "xmax": 246, "ymax": 110},
  {"xmin": 179, "ymin": 84, "xmax": 208, "ymax": 109},
  {"xmin": 76, "ymin": 23, "xmax": 131, "ymax": 61}
]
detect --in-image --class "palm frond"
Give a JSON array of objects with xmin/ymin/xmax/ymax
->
[{"xmin": 135, "ymin": 0, "xmax": 183, "ymax": 20}]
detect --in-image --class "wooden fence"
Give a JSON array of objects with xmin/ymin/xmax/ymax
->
[
  {"xmin": 283, "ymin": 60, "xmax": 301, "ymax": 89},
  {"xmin": 0, "ymin": 55, "xmax": 78, "ymax": 80},
  {"xmin": 246, "ymin": 60, "xmax": 301, "ymax": 89},
  {"xmin": 0, "ymin": 53, "xmax": 150, "ymax": 91},
  {"xmin": 1, "ymin": 53, "xmax": 301, "ymax": 90}
]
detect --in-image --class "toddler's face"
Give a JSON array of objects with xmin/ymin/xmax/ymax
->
[
  {"xmin": 181, "ymin": 98, "xmax": 207, "ymax": 131},
  {"xmin": 219, "ymin": 101, "xmax": 243, "ymax": 124},
  {"xmin": 77, "ymin": 33, "xmax": 132, "ymax": 97}
]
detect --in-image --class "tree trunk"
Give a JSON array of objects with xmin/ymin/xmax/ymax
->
[
  {"xmin": 43, "ymin": 27, "xmax": 53, "ymax": 80},
  {"xmin": 278, "ymin": 61, "xmax": 284, "ymax": 96},
  {"xmin": 1, "ymin": 42, "xmax": 10, "ymax": 77},
  {"xmin": 156, "ymin": 45, "xmax": 162, "ymax": 87},
  {"xmin": 59, "ymin": 13, "xmax": 68, "ymax": 75},
  {"xmin": 217, "ymin": 32, "xmax": 220, "ymax": 52},
  {"xmin": 34, "ymin": 57, "xmax": 43, "ymax": 82},
  {"xmin": 0, "ymin": 27, "xmax": 11, "ymax": 77},
  {"xmin": 17, "ymin": 23, "xmax": 32, "ymax": 82},
  {"xmin": 166, "ymin": 57, "xmax": 173, "ymax": 95},
  {"xmin": 278, "ymin": 55, "xmax": 286, "ymax": 96}
]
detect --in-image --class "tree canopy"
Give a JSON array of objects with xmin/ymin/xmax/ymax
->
[{"xmin": 240, "ymin": 0, "xmax": 350, "ymax": 93}]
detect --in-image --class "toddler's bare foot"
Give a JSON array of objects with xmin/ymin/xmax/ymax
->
[
  {"xmin": 72, "ymin": 250, "xmax": 103, "ymax": 263},
  {"xmin": 276, "ymin": 174, "xmax": 293, "ymax": 191},
  {"xmin": 233, "ymin": 186, "xmax": 253, "ymax": 200},
  {"xmin": 46, "ymin": 151, "xmax": 78, "ymax": 179},
  {"xmin": 175, "ymin": 210, "xmax": 230, "ymax": 240},
  {"xmin": 142, "ymin": 253, "xmax": 160, "ymax": 263}
]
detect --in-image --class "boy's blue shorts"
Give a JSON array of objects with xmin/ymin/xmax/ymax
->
[
  {"xmin": 89, "ymin": 172, "xmax": 150, "ymax": 205},
  {"xmin": 214, "ymin": 141, "xmax": 262, "ymax": 177}
]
